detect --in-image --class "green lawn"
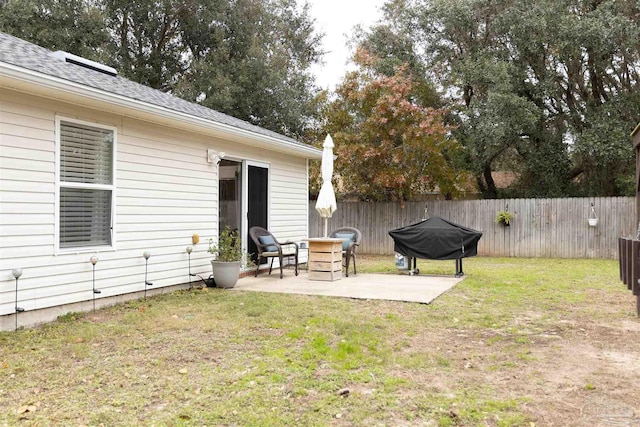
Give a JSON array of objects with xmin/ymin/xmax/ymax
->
[{"xmin": 1, "ymin": 256, "xmax": 637, "ymax": 426}]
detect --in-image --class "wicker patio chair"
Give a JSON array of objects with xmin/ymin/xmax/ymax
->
[
  {"xmin": 249, "ymin": 226, "xmax": 299, "ymax": 279},
  {"xmin": 329, "ymin": 227, "xmax": 362, "ymax": 277}
]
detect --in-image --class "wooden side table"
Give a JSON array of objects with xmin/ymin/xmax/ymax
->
[{"xmin": 307, "ymin": 238, "xmax": 343, "ymax": 281}]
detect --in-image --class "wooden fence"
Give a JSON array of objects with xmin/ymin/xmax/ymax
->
[{"xmin": 309, "ymin": 197, "xmax": 636, "ymax": 259}]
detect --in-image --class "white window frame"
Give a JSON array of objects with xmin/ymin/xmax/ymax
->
[{"xmin": 55, "ymin": 116, "xmax": 117, "ymax": 254}]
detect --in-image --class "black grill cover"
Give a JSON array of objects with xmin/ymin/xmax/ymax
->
[{"xmin": 388, "ymin": 217, "xmax": 482, "ymax": 260}]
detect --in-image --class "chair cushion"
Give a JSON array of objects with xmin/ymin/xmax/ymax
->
[
  {"xmin": 335, "ymin": 233, "xmax": 355, "ymax": 251},
  {"xmin": 258, "ymin": 235, "xmax": 278, "ymax": 252}
]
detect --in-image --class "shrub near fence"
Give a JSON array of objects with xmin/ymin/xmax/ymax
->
[{"xmin": 309, "ymin": 197, "xmax": 636, "ymax": 259}]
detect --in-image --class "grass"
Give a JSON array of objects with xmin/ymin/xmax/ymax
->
[{"xmin": 0, "ymin": 256, "xmax": 634, "ymax": 426}]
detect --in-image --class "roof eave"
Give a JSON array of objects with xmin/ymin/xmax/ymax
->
[{"xmin": 0, "ymin": 61, "xmax": 323, "ymax": 159}]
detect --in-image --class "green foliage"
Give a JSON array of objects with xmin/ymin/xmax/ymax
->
[
  {"xmin": 571, "ymin": 92, "xmax": 640, "ymax": 196},
  {"xmin": 102, "ymin": 0, "xmax": 195, "ymax": 91},
  {"xmin": 56, "ymin": 311, "xmax": 84, "ymax": 322},
  {"xmin": 354, "ymin": 21, "xmax": 441, "ymax": 108},
  {"xmin": 0, "ymin": 0, "xmax": 322, "ymax": 138},
  {"xmin": 378, "ymin": 0, "xmax": 639, "ymax": 198},
  {"xmin": 174, "ymin": 0, "xmax": 323, "ymax": 138},
  {"xmin": 494, "ymin": 210, "xmax": 514, "ymax": 225},
  {"xmin": 0, "ymin": 0, "xmax": 108, "ymax": 59},
  {"xmin": 208, "ymin": 225, "xmax": 242, "ymax": 262}
]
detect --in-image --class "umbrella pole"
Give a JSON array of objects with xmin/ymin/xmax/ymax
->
[{"xmin": 323, "ymin": 218, "xmax": 328, "ymax": 237}]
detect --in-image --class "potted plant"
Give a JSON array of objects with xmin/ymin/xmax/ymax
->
[
  {"xmin": 495, "ymin": 210, "xmax": 514, "ymax": 226},
  {"xmin": 208, "ymin": 226, "xmax": 243, "ymax": 289}
]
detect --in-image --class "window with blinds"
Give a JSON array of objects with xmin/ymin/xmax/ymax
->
[{"xmin": 59, "ymin": 120, "xmax": 114, "ymax": 249}]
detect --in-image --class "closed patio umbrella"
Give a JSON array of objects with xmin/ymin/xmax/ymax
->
[{"xmin": 315, "ymin": 134, "xmax": 337, "ymax": 237}]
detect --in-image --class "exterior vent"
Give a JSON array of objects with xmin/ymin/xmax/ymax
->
[{"xmin": 51, "ymin": 51, "xmax": 118, "ymax": 77}]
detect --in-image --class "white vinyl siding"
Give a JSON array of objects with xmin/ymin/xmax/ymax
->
[
  {"xmin": 0, "ymin": 88, "xmax": 313, "ymax": 327},
  {"xmin": 268, "ymin": 157, "xmax": 309, "ymax": 242},
  {"xmin": 56, "ymin": 118, "xmax": 116, "ymax": 251}
]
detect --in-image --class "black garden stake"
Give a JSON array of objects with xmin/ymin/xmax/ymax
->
[
  {"xmin": 12, "ymin": 268, "xmax": 24, "ymax": 330},
  {"xmin": 143, "ymin": 251, "xmax": 153, "ymax": 298},
  {"xmin": 90, "ymin": 256, "xmax": 101, "ymax": 311},
  {"xmin": 186, "ymin": 246, "xmax": 196, "ymax": 287}
]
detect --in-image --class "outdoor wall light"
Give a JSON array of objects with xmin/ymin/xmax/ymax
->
[
  {"xmin": 143, "ymin": 251, "xmax": 153, "ymax": 298},
  {"xmin": 12, "ymin": 268, "xmax": 25, "ymax": 330},
  {"xmin": 207, "ymin": 149, "xmax": 226, "ymax": 165},
  {"xmin": 90, "ymin": 256, "xmax": 101, "ymax": 312}
]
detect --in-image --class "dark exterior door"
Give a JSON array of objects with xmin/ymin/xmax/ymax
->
[{"xmin": 247, "ymin": 164, "xmax": 268, "ymax": 263}]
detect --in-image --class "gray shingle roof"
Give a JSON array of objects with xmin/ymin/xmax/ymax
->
[{"xmin": 0, "ymin": 31, "xmax": 308, "ymax": 148}]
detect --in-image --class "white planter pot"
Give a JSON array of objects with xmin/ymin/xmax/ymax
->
[
  {"xmin": 211, "ymin": 260, "xmax": 241, "ymax": 289},
  {"xmin": 588, "ymin": 218, "xmax": 598, "ymax": 227}
]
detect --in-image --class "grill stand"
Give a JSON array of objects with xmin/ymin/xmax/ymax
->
[{"xmin": 406, "ymin": 257, "xmax": 464, "ymax": 277}]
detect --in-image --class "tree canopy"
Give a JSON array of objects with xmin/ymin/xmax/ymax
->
[
  {"xmin": 320, "ymin": 48, "xmax": 465, "ymax": 202},
  {"xmin": 0, "ymin": 0, "xmax": 108, "ymax": 59},
  {"xmin": 0, "ymin": 0, "xmax": 323, "ymax": 138},
  {"xmin": 379, "ymin": 0, "xmax": 640, "ymax": 198}
]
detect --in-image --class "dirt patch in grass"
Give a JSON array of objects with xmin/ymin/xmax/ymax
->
[
  {"xmin": 1, "ymin": 257, "xmax": 639, "ymax": 426},
  {"xmin": 382, "ymin": 317, "xmax": 640, "ymax": 426}
]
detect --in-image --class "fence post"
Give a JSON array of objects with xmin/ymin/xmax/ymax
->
[
  {"xmin": 619, "ymin": 237, "xmax": 624, "ymax": 281},
  {"xmin": 631, "ymin": 240, "xmax": 640, "ymax": 317},
  {"xmin": 632, "ymin": 240, "xmax": 639, "ymax": 294},
  {"xmin": 628, "ymin": 238, "xmax": 632, "ymax": 289}
]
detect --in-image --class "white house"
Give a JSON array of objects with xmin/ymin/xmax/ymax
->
[{"xmin": 0, "ymin": 32, "xmax": 322, "ymax": 330}]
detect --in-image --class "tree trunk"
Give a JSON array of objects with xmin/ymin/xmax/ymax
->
[{"xmin": 483, "ymin": 165, "xmax": 498, "ymax": 198}]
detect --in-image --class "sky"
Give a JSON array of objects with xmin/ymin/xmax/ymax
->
[{"xmin": 306, "ymin": 0, "xmax": 387, "ymax": 91}]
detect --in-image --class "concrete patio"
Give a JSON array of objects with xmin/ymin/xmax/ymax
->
[{"xmin": 231, "ymin": 270, "xmax": 463, "ymax": 304}]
